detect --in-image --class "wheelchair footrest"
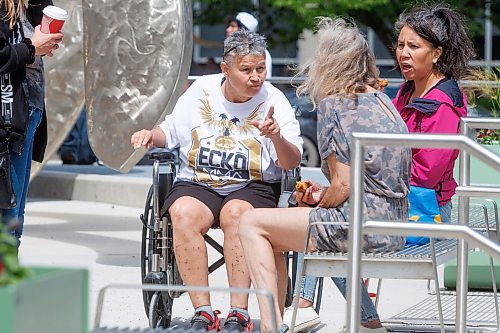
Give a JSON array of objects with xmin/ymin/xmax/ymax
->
[
  {"xmin": 144, "ymin": 271, "xmax": 167, "ymax": 285},
  {"xmin": 144, "ymin": 271, "xmax": 167, "ymax": 301}
]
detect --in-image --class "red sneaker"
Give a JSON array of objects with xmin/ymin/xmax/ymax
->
[
  {"xmin": 221, "ymin": 310, "xmax": 254, "ymax": 332},
  {"xmin": 190, "ymin": 309, "xmax": 221, "ymax": 331}
]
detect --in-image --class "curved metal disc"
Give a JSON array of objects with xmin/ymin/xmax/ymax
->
[
  {"xmin": 31, "ymin": 0, "xmax": 85, "ymax": 177},
  {"xmin": 83, "ymin": 0, "xmax": 193, "ymax": 172}
]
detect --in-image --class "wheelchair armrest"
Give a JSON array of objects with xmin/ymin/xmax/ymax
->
[
  {"xmin": 281, "ymin": 166, "xmax": 301, "ymax": 193},
  {"xmin": 149, "ymin": 151, "xmax": 176, "ymax": 162}
]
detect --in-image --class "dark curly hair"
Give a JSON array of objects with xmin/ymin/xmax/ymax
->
[{"xmin": 394, "ymin": 3, "xmax": 476, "ymax": 80}]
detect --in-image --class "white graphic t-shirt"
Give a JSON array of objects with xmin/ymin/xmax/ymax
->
[{"xmin": 158, "ymin": 74, "xmax": 303, "ymax": 195}]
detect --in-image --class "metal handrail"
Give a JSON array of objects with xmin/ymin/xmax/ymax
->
[
  {"xmin": 188, "ymin": 75, "xmax": 500, "ymax": 88},
  {"xmin": 346, "ymin": 129, "xmax": 500, "ymax": 333},
  {"xmin": 461, "ymin": 118, "xmax": 500, "ymax": 130}
]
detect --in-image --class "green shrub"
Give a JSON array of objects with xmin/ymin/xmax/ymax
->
[{"xmin": 0, "ymin": 223, "xmax": 31, "ymax": 285}]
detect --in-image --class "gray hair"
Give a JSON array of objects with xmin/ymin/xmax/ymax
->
[
  {"xmin": 295, "ymin": 17, "xmax": 380, "ymax": 107},
  {"xmin": 394, "ymin": 3, "xmax": 475, "ymax": 80},
  {"xmin": 223, "ymin": 30, "xmax": 267, "ymax": 66}
]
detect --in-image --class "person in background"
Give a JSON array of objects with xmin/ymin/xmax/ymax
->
[
  {"xmin": 393, "ymin": 3, "xmax": 475, "ymax": 223},
  {"xmin": 0, "ymin": 0, "xmax": 63, "ymax": 247},
  {"xmin": 226, "ymin": 12, "xmax": 273, "ymax": 79},
  {"xmin": 131, "ymin": 30, "xmax": 302, "ymax": 332},
  {"xmin": 58, "ymin": 106, "xmax": 97, "ymax": 165},
  {"xmin": 238, "ymin": 17, "xmax": 410, "ymax": 333}
]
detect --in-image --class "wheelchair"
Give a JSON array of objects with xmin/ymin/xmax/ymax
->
[{"xmin": 140, "ymin": 151, "xmax": 301, "ymax": 329}]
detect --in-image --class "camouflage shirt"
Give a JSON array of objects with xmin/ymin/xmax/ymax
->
[{"xmin": 310, "ymin": 92, "xmax": 411, "ymax": 253}]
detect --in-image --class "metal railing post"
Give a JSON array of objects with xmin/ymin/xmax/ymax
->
[
  {"xmin": 346, "ymin": 136, "xmax": 365, "ymax": 333},
  {"xmin": 456, "ymin": 120, "xmax": 472, "ymax": 333},
  {"xmin": 347, "ymin": 125, "xmax": 499, "ymax": 333}
]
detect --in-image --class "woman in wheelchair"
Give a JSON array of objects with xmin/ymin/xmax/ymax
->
[
  {"xmin": 131, "ymin": 29, "xmax": 303, "ymax": 332},
  {"xmin": 238, "ymin": 18, "xmax": 411, "ymax": 333}
]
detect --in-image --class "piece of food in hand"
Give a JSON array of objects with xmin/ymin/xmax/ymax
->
[
  {"xmin": 295, "ymin": 181, "xmax": 310, "ymax": 192},
  {"xmin": 378, "ymin": 79, "xmax": 388, "ymax": 88}
]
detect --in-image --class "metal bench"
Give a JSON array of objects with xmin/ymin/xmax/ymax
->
[
  {"xmin": 301, "ymin": 238, "xmax": 457, "ymax": 280},
  {"xmin": 289, "ymin": 202, "xmax": 499, "ymax": 333},
  {"xmin": 289, "ymin": 123, "xmax": 500, "ymax": 333}
]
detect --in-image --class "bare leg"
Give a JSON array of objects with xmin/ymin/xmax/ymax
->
[
  {"xmin": 298, "ymin": 298, "xmax": 313, "ymax": 308},
  {"xmin": 219, "ymin": 199, "xmax": 254, "ymax": 308},
  {"xmin": 363, "ymin": 320, "xmax": 384, "ymax": 329},
  {"xmin": 169, "ymin": 197, "xmax": 214, "ymax": 308},
  {"xmin": 239, "ymin": 207, "xmax": 312, "ymax": 333}
]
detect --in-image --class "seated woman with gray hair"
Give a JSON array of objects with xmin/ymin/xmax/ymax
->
[
  {"xmin": 238, "ymin": 18, "xmax": 411, "ymax": 333},
  {"xmin": 131, "ymin": 30, "xmax": 302, "ymax": 332}
]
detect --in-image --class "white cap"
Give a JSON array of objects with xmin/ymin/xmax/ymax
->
[
  {"xmin": 43, "ymin": 5, "xmax": 68, "ymax": 20},
  {"xmin": 236, "ymin": 12, "xmax": 258, "ymax": 33}
]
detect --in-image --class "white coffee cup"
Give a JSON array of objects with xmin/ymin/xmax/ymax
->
[{"xmin": 41, "ymin": 6, "xmax": 68, "ymax": 34}]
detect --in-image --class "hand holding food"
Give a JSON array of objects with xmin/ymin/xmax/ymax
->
[
  {"xmin": 294, "ymin": 180, "xmax": 324, "ymax": 207},
  {"xmin": 295, "ymin": 181, "xmax": 310, "ymax": 192}
]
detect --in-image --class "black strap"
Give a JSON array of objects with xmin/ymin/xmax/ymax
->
[
  {"xmin": 1, "ymin": 17, "xmax": 25, "ymax": 143},
  {"xmin": 1, "ymin": 73, "xmax": 13, "ymax": 142}
]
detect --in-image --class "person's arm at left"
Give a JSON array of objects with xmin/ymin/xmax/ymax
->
[
  {"xmin": 252, "ymin": 105, "xmax": 301, "ymax": 170},
  {"xmin": 271, "ymin": 133, "xmax": 301, "ymax": 170}
]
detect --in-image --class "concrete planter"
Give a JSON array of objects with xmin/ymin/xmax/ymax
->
[
  {"xmin": 0, "ymin": 267, "xmax": 88, "ymax": 333},
  {"xmin": 444, "ymin": 251, "xmax": 500, "ymax": 290}
]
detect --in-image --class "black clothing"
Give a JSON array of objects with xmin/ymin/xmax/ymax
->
[{"xmin": 0, "ymin": 0, "xmax": 52, "ymax": 160}]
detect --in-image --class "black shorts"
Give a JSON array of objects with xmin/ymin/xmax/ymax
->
[{"xmin": 160, "ymin": 181, "xmax": 281, "ymax": 227}]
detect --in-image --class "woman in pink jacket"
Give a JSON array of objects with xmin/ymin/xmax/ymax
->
[{"xmin": 393, "ymin": 3, "xmax": 475, "ymax": 222}]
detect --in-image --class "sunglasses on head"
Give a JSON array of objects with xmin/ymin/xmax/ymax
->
[{"xmin": 223, "ymin": 38, "xmax": 266, "ymax": 60}]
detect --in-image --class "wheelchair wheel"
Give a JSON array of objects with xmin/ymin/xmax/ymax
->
[
  {"xmin": 140, "ymin": 185, "xmax": 174, "ymax": 328},
  {"xmin": 140, "ymin": 185, "xmax": 154, "ymax": 315},
  {"xmin": 148, "ymin": 291, "xmax": 173, "ymax": 328}
]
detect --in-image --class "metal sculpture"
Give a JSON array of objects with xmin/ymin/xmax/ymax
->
[{"xmin": 83, "ymin": 0, "xmax": 193, "ymax": 172}]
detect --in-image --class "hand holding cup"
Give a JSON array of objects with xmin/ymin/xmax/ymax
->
[
  {"xmin": 31, "ymin": 26, "xmax": 63, "ymax": 57},
  {"xmin": 29, "ymin": 5, "xmax": 67, "ymax": 57}
]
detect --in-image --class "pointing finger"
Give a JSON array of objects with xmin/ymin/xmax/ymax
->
[{"xmin": 265, "ymin": 106, "xmax": 275, "ymax": 120}]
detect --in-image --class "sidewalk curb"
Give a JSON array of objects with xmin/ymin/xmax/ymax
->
[{"xmin": 28, "ymin": 170, "xmax": 150, "ymax": 208}]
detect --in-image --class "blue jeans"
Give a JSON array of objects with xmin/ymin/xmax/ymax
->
[
  {"xmin": 295, "ymin": 253, "xmax": 380, "ymax": 323},
  {"xmin": 1, "ymin": 107, "xmax": 42, "ymax": 244},
  {"xmin": 439, "ymin": 201, "xmax": 452, "ymax": 223}
]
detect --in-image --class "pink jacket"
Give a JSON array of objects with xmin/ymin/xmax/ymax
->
[{"xmin": 393, "ymin": 79, "xmax": 467, "ymax": 206}]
